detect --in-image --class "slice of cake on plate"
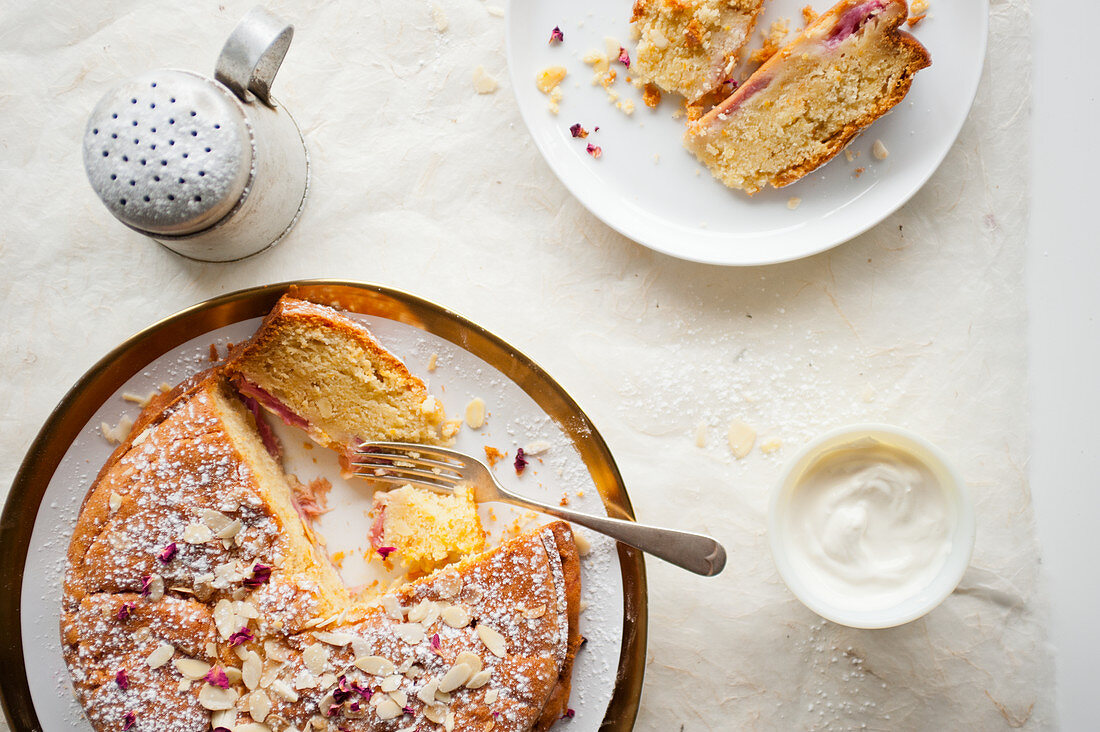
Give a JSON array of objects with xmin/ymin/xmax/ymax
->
[
  {"xmin": 684, "ymin": 0, "xmax": 931, "ymax": 194},
  {"xmin": 631, "ymin": 0, "xmax": 765, "ymax": 103},
  {"xmin": 225, "ymin": 295, "xmax": 456, "ymax": 465},
  {"xmin": 369, "ymin": 483, "xmax": 486, "ymax": 575}
]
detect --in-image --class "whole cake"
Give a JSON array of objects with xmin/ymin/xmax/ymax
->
[
  {"xmin": 61, "ymin": 297, "xmax": 583, "ymax": 732},
  {"xmin": 684, "ymin": 0, "xmax": 931, "ymax": 194}
]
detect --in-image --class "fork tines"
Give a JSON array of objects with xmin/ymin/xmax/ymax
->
[{"xmin": 350, "ymin": 443, "xmax": 465, "ymax": 491}]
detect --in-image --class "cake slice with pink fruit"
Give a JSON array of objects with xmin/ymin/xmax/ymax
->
[{"xmin": 684, "ymin": 0, "xmax": 931, "ymax": 195}]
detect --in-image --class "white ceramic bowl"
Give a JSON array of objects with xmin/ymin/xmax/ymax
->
[{"xmin": 769, "ymin": 424, "xmax": 976, "ymax": 629}]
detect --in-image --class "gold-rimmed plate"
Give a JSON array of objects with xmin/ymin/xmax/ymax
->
[{"xmin": 0, "ymin": 280, "xmax": 646, "ymax": 730}]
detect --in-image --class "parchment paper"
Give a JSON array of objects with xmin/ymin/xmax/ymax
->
[{"xmin": 0, "ymin": 0, "xmax": 1052, "ymax": 729}]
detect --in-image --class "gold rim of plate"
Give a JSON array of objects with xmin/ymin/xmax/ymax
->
[{"xmin": 0, "ymin": 279, "xmax": 646, "ymax": 731}]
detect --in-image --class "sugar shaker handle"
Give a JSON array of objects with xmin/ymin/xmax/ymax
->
[{"xmin": 215, "ymin": 6, "xmax": 293, "ymax": 107}]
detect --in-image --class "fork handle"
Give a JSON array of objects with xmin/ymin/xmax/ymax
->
[{"xmin": 499, "ymin": 495, "xmax": 727, "ymax": 577}]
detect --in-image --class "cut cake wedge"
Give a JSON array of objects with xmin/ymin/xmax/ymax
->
[{"xmin": 684, "ymin": 0, "xmax": 931, "ymax": 194}]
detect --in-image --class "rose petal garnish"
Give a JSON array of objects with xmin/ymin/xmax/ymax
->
[
  {"xmin": 157, "ymin": 543, "xmax": 177, "ymax": 563},
  {"xmin": 514, "ymin": 448, "xmax": 528, "ymax": 474},
  {"xmin": 377, "ymin": 546, "xmax": 396, "ymax": 559},
  {"xmin": 115, "ymin": 669, "xmax": 130, "ymax": 690},
  {"xmin": 213, "ymin": 728, "xmax": 232, "ymax": 732},
  {"xmin": 117, "ymin": 601, "xmax": 137, "ymax": 621},
  {"xmin": 243, "ymin": 562, "xmax": 272, "ymax": 588},
  {"xmin": 404, "ymin": 705, "xmax": 416, "ymax": 714},
  {"xmin": 618, "ymin": 47, "xmax": 630, "ymax": 67},
  {"xmin": 563, "ymin": 708, "xmax": 576, "ymax": 719},
  {"xmin": 430, "ymin": 633, "xmax": 442, "ymax": 651},
  {"xmin": 140, "ymin": 575, "xmax": 152, "ymax": 597},
  {"xmin": 204, "ymin": 665, "xmax": 229, "ymax": 689},
  {"xmin": 350, "ymin": 679, "xmax": 373, "ymax": 700},
  {"xmin": 569, "ymin": 123, "xmax": 588, "ymax": 139},
  {"xmin": 585, "ymin": 144, "xmax": 602, "ymax": 159},
  {"xmin": 123, "ymin": 711, "xmax": 136, "ymax": 730},
  {"xmin": 549, "ymin": 26, "xmax": 564, "ymax": 44},
  {"xmin": 228, "ymin": 627, "xmax": 254, "ymax": 647}
]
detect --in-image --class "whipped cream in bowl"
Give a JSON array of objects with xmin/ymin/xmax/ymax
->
[{"xmin": 769, "ymin": 425, "xmax": 975, "ymax": 629}]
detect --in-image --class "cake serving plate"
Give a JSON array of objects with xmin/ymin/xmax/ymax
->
[
  {"xmin": 0, "ymin": 281, "xmax": 646, "ymax": 731},
  {"xmin": 507, "ymin": 0, "xmax": 989, "ymax": 266}
]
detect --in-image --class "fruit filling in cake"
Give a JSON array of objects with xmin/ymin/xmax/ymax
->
[
  {"xmin": 369, "ymin": 484, "xmax": 486, "ymax": 575},
  {"xmin": 684, "ymin": 0, "xmax": 931, "ymax": 194},
  {"xmin": 630, "ymin": 0, "xmax": 765, "ymax": 103}
]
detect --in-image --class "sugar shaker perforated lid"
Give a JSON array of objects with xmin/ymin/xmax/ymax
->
[{"xmin": 82, "ymin": 7, "xmax": 309, "ymax": 262}]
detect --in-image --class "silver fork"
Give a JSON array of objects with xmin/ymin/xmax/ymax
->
[{"xmin": 350, "ymin": 442, "xmax": 726, "ymax": 577}]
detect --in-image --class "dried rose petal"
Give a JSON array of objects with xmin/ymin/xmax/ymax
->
[
  {"xmin": 115, "ymin": 669, "xmax": 130, "ymax": 690},
  {"xmin": 204, "ymin": 666, "xmax": 229, "ymax": 689},
  {"xmin": 243, "ymin": 563, "xmax": 272, "ymax": 588},
  {"xmin": 377, "ymin": 546, "xmax": 396, "ymax": 559},
  {"xmin": 228, "ymin": 627, "xmax": 254, "ymax": 647},
  {"xmin": 139, "ymin": 575, "xmax": 153, "ymax": 597},
  {"xmin": 569, "ymin": 123, "xmax": 588, "ymax": 139},
  {"xmin": 549, "ymin": 26, "xmax": 564, "ymax": 44},
  {"xmin": 563, "ymin": 708, "xmax": 576, "ymax": 719},
  {"xmin": 514, "ymin": 448, "xmax": 528, "ymax": 474},
  {"xmin": 116, "ymin": 601, "xmax": 137, "ymax": 621},
  {"xmin": 585, "ymin": 144, "xmax": 602, "ymax": 159},
  {"xmin": 157, "ymin": 543, "xmax": 177, "ymax": 563},
  {"xmin": 123, "ymin": 711, "xmax": 136, "ymax": 730},
  {"xmin": 430, "ymin": 633, "xmax": 442, "ymax": 651},
  {"xmin": 212, "ymin": 728, "xmax": 232, "ymax": 732},
  {"xmin": 350, "ymin": 679, "xmax": 373, "ymax": 700},
  {"xmin": 618, "ymin": 47, "xmax": 630, "ymax": 67},
  {"xmin": 403, "ymin": 705, "xmax": 416, "ymax": 715}
]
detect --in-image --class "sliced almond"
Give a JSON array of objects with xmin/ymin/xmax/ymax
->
[
  {"xmin": 435, "ymin": 568, "xmax": 462, "ymax": 599},
  {"xmin": 108, "ymin": 491, "xmax": 123, "ymax": 513},
  {"xmin": 440, "ymin": 604, "xmax": 470, "ymax": 628},
  {"xmin": 146, "ymin": 642, "xmax": 174, "ymax": 669},
  {"xmin": 389, "ymin": 689, "xmax": 408, "ymax": 708},
  {"xmin": 727, "ymin": 420, "xmax": 756, "ymax": 459},
  {"xmin": 235, "ymin": 724, "xmax": 272, "ymax": 732},
  {"xmin": 484, "ymin": 688, "xmax": 499, "ymax": 704},
  {"xmin": 380, "ymin": 595, "xmax": 405, "ymax": 621},
  {"xmin": 269, "ymin": 679, "xmax": 299, "ymax": 702},
  {"xmin": 146, "ymin": 573, "xmax": 165, "ymax": 602},
  {"xmin": 573, "ymin": 531, "xmax": 592, "ymax": 556},
  {"xmin": 380, "ymin": 674, "xmax": 403, "ymax": 692},
  {"xmin": 248, "ymin": 688, "xmax": 272, "ymax": 723},
  {"xmin": 375, "ymin": 697, "xmax": 402, "ymax": 720},
  {"xmin": 476, "ymin": 624, "xmax": 507, "ymax": 658},
  {"xmin": 465, "ymin": 669, "xmax": 491, "ymax": 689},
  {"xmin": 210, "ymin": 709, "xmax": 236, "ymax": 729},
  {"xmin": 465, "ymin": 397, "xmax": 486, "ymax": 429},
  {"xmin": 454, "ymin": 651, "xmax": 482, "ymax": 674},
  {"xmin": 423, "ymin": 703, "xmax": 448, "ymax": 724},
  {"xmin": 225, "ymin": 667, "xmax": 243, "ymax": 685},
  {"xmin": 302, "ymin": 643, "xmax": 328, "ymax": 676},
  {"xmin": 438, "ymin": 662, "xmax": 473, "ymax": 693},
  {"xmin": 215, "ymin": 519, "xmax": 243, "ymax": 541},
  {"xmin": 242, "ymin": 649, "xmax": 262, "ymax": 690},
  {"xmin": 395, "ymin": 622, "xmax": 425, "ymax": 645},
  {"xmin": 417, "ymin": 678, "xmax": 440, "ymax": 704},
  {"xmin": 520, "ymin": 604, "xmax": 547, "ymax": 620},
  {"xmin": 182, "ymin": 523, "xmax": 214, "ymax": 544},
  {"xmin": 354, "ymin": 655, "xmax": 395, "ymax": 676},
  {"xmin": 200, "ymin": 508, "xmax": 232, "ymax": 532},
  {"xmin": 173, "ymin": 657, "xmax": 211, "ymax": 680},
  {"xmin": 197, "ymin": 682, "xmax": 239, "ymax": 710}
]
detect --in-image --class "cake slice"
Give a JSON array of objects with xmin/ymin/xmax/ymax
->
[
  {"xmin": 369, "ymin": 483, "xmax": 486, "ymax": 574},
  {"xmin": 225, "ymin": 295, "xmax": 455, "ymax": 464},
  {"xmin": 631, "ymin": 0, "xmax": 765, "ymax": 103},
  {"xmin": 684, "ymin": 0, "xmax": 931, "ymax": 194}
]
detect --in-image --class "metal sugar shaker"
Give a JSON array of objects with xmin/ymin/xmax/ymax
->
[{"xmin": 82, "ymin": 7, "xmax": 309, "ymax": 262}]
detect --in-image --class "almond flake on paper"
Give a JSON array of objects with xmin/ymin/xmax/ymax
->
[
  {"xmin": 727, "ymin": 420, "xmax": 756, "ymax": 459},
  {"xmin": 473, "ymin": 66, "xmax": 499, "ymax": 94}
]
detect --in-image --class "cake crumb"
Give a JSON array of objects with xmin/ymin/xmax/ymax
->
[
  {"xmin": 727, "ymin": 420, "xmax": 756, "ymax": 459},
  {"xmin": 853, "ymin": 167, "xmax": 865, "ymax": 178},
  {"xmin": 908, "ymin": 0, "xmax": 929, "ymax": 26},
  {"xmin": 642, "ymin": 82, "xmax": 661, "ymax": 108},
  {"xmin": 536, "ymin": 66, "xmax": 567, "ymax": 114},
  {"xmin": 750, "ymin": 19, "xmax": 790, "ymax": 65},
  {"xmin": 473, "ymin": 65, "xmax": 499, "ymax": 94},
  {"xmin": 331, "ymin": 551, "xmax": 346, "ymax": 568},
  {"xmin": 431, "ymin": 3, "xmax": 448, "ymax": 32},
  {"xmin": 486, "ymin": 5, "xmax": 504, "ymax": 17},
  {"xmin": 844, "ymin": 149, "xmax": 855, "ymax": 163},
  {"xmin": 787, "ymin": 197, "xmax": 802, "ymax": 210},
  {"xmin": 559, "ymin": 492, "xmax": 570, "ymax": 506},
  {"xmin": 872, "ymin": 139, "xmax": 889, "ymax": 160},
  {"xmin": 801, "ymin": 5, "xmax": 819, "ymax": 26},
  {"xmin": 483, "ymin": 446, "xmax": 505, "ymax": 467},
  {"xmin": 760, "ymin": 437, "xmax": 782, "ymax": 454},
  {"xmin": 582, "ymin": 51, "xmax": 610, "ymax": 74},
  {"xmin": 208, "ymin": 343, "xmax": 220, "ymax": 362},
  {"xmin": 427, "ymin": 353, "xmax": 438, "ymax": 372}
]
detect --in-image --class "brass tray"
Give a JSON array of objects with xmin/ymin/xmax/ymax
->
[{"xmin": 0, "ymin": 280, "xmax": 647, "ymax": 730}]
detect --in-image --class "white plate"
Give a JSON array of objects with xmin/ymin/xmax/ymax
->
[
  {"xmin": 507, "ymin": 0, "xmax": 988, "ymax": 265},
  {"xmin": 18, "ymin": 311, "xmax": 626, "ymax": 729}
]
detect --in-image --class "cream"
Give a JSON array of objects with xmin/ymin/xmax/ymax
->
[{"xmin": 783, "ymin": 445, "xmax": 955, "ymax": 611}]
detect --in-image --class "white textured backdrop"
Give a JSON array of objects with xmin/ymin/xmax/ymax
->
[{"xmin": 0, "ymin": 0, "xmax": 1051, "ymax": 729}]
